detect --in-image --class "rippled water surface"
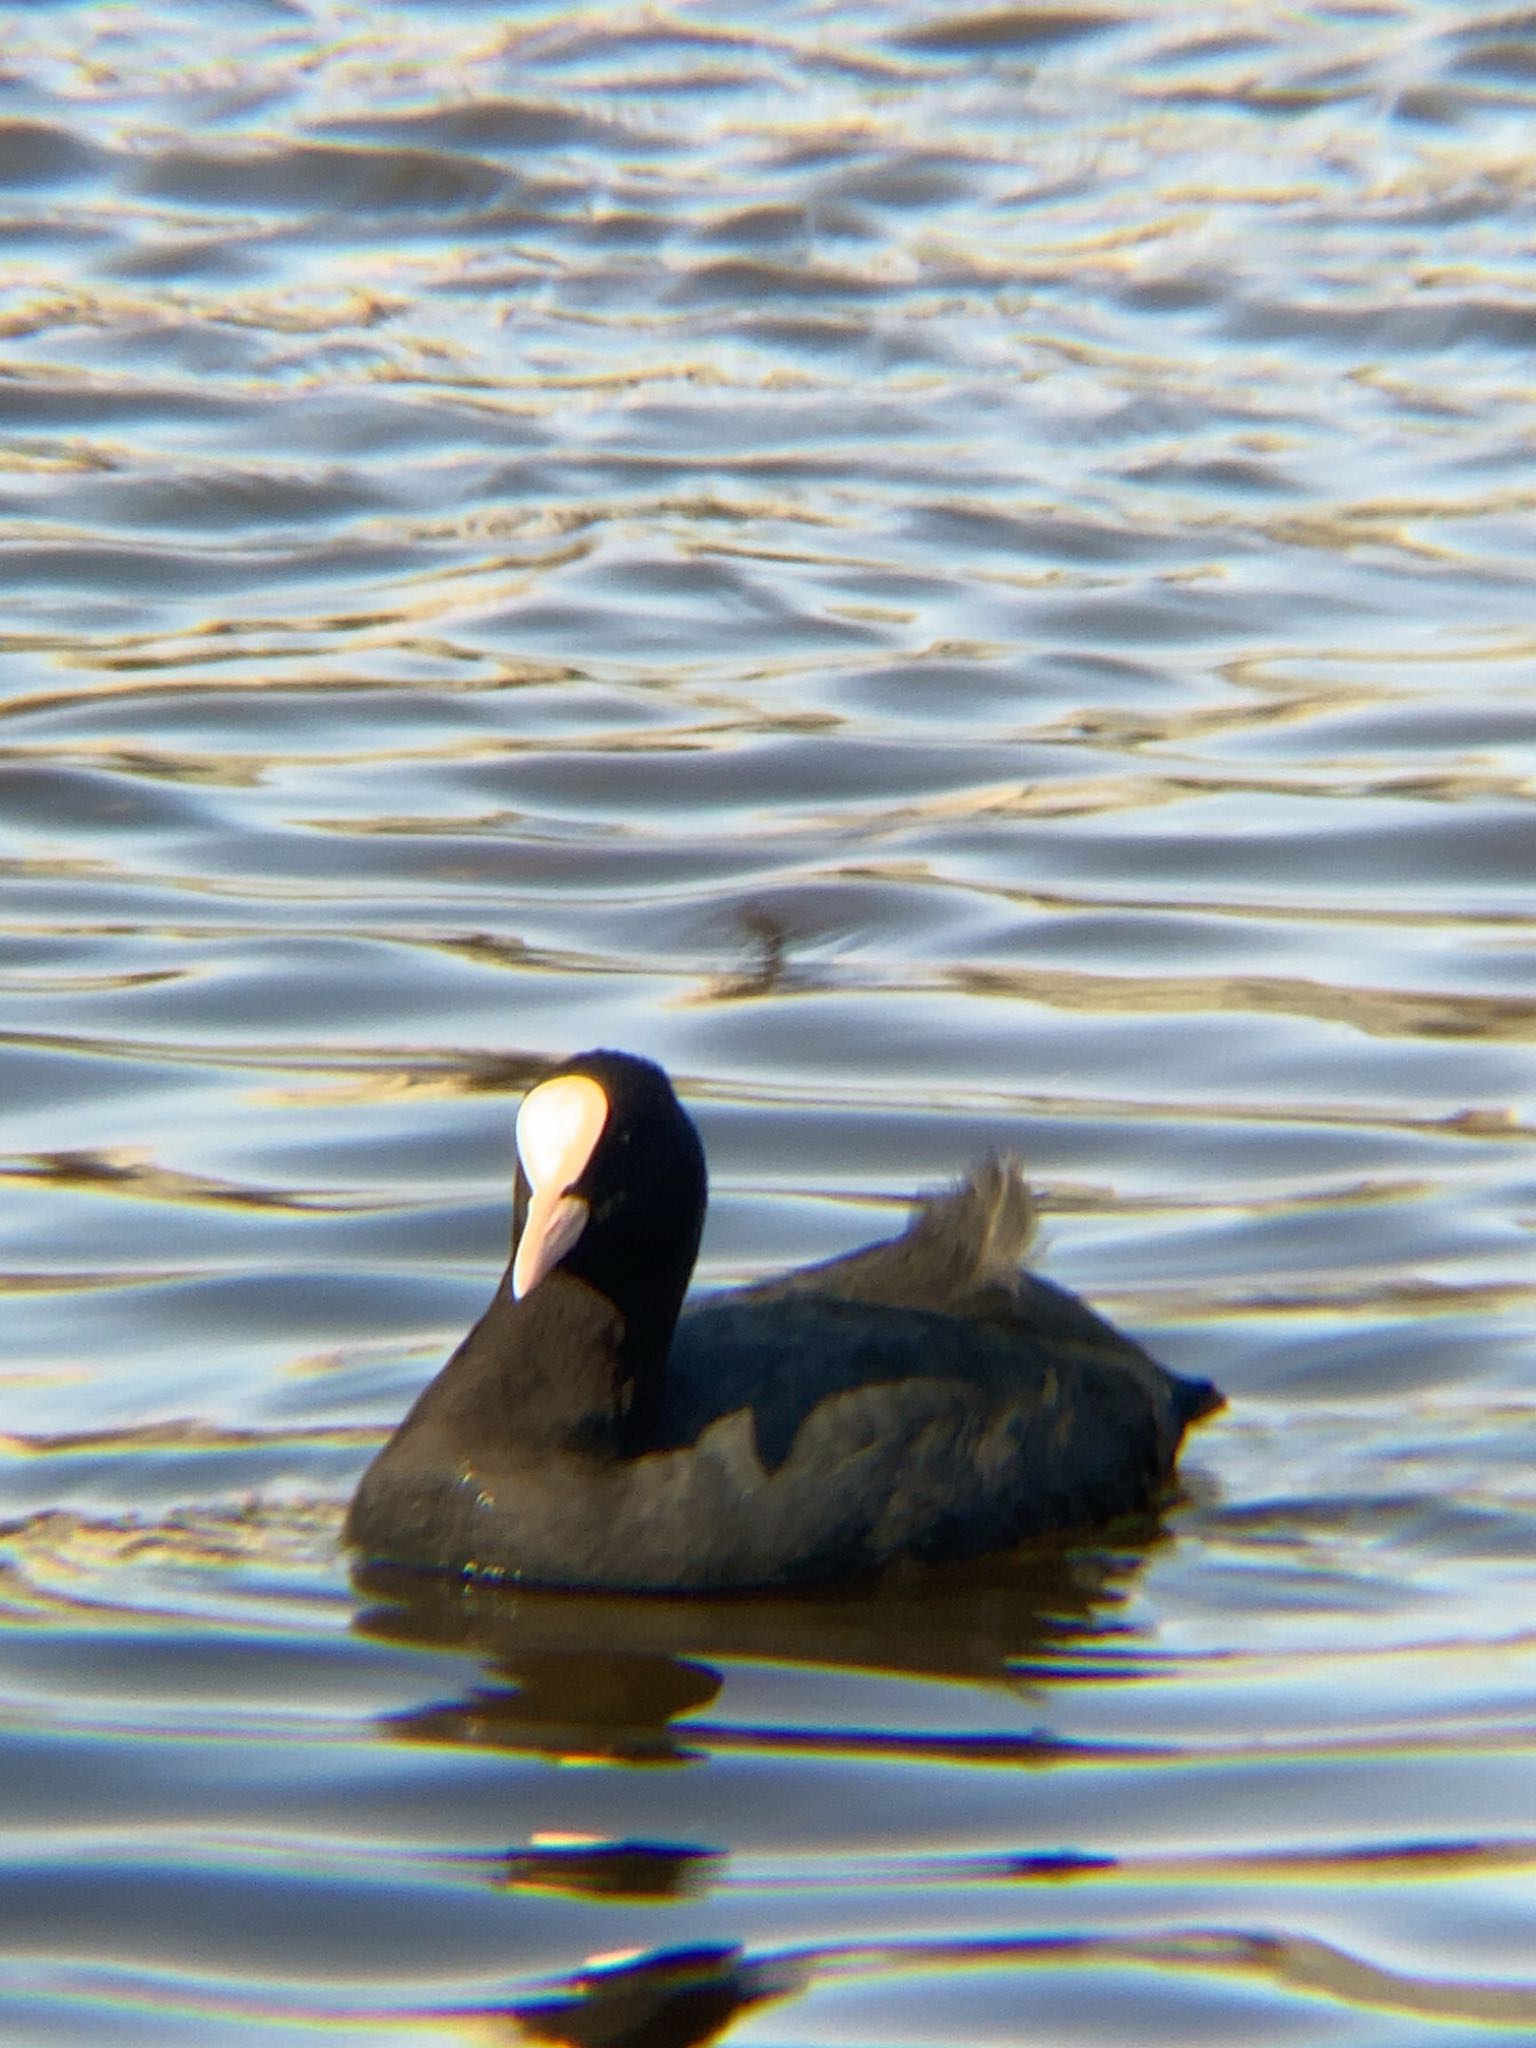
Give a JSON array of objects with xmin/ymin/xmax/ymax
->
[{"xmin": 4, "ymin": 1, "xmax": 1536, "ymax": 2041}]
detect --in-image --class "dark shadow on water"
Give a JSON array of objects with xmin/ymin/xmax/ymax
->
[
  {"xmin": 351, "ymin": 1526, "xmax": 1169, "ymax": 1769},
  {"xmin": 507, "ymin": 1941, "xmax": 811, "ymax": 2048},
  {"xmin": 350, "ymin": 1535, "xmax": 1184, "ymax": 2046}
]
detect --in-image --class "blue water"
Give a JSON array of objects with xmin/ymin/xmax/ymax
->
[{"xmin": 4, "ymin": 3, "xmax": 1536, "ymax": 2042}]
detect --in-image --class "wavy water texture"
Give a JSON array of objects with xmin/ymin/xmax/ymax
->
[{"xmin": 3, "ymin": 1, "xmax": 1536, "ymax": 2044}]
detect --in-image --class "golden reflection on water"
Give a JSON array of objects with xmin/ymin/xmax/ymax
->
[
  {"xmin": 949, "ymin": 961, "xmax": 1536, "ymax": 1041},
  {"xmin": 0, "ymin": 1147, "xmax": 411, "ymax": 1212}
]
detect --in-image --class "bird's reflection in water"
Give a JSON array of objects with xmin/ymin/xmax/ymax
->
[
  {"xmin": 382, "ymin": 1641, "xmax": 722, "ymax": 1768},
  {"xmin": 499, "ymin": 1836, "xmax": 722, "ymax": 1904},
  {"xmin": 353, "ymin": 1526, "xmax": 1166, "ymax": 1771},
  {"xmin": 353, "ymin": 1537, "xmax": 1172, "ymax": 2048},
  {"xmin": 508, "ymin": 1941, "xmax": 810, "ymax": 2048}
]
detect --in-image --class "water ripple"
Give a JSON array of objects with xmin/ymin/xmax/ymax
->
[{"xmin": 5, "ymin": 2, "xmax": 1536, "ymax": 2043}]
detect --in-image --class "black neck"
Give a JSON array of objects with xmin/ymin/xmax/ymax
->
[{"xmin": 462, "ymin": 1268, "xmax": 630, "ymax": 1457}]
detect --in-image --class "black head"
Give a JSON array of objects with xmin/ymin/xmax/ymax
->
[{"xmin": 508, "ymin": 1050, "xmax": 707, "ymax": 1419}]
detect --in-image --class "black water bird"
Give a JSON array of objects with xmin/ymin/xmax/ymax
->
[{"xmin": 345, "ymin": 1050, "xmax": 1221, "ymax": 1590}]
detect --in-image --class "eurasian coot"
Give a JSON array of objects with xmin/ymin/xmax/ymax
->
[{"xmin": 345, "ymin": 1049, "xmax": 1221, "ymax": 1590}]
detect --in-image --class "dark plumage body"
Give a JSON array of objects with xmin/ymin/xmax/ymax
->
[{"xmin": 345, "ymin": 1059, "xmax": 1220, "ymax": 1591}]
